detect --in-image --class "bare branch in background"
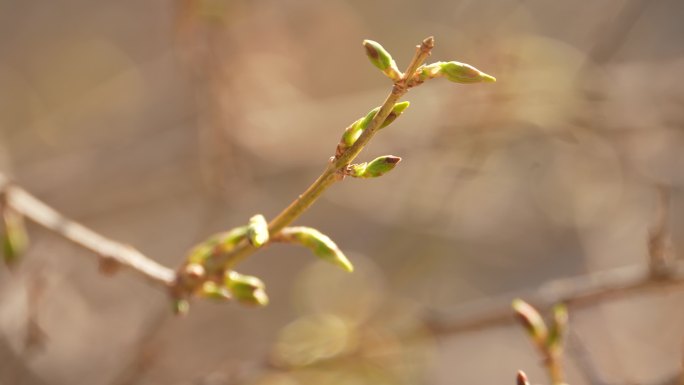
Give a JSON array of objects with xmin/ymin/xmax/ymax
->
[
  {"xmin": 0, "ymin": 174, "xmax": 176, "ymax": 287},
  {"xmin": 648, "ymin": 183, "xmax": 674, "ymax": 278},
  {"xmin": 426, "ymin": 260, "xmax": 684, "ymax": 336}
]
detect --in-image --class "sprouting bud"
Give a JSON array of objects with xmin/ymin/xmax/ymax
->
[
  {"xmin": 438, "ymin": 61, "xmax": 496, "ymax": 83},
  {"xmin": 512, "ymin": 299, "xmax": 548, "ymax": 345},
  {"xmin": 224, "ymin": 271, "xmax": 269, "ymax": 306},
  {"xmin": 341, "ymin": 107, "xmax": 378, "ymax": 149},
  {"xmin": 362, "ymin": 40, "xmax": 402, "ymax": 81},
  {"xmin": 516, "ymin": 370, "xmax": 531, "ymax": 385},
  {"xmin": 247, "ymin": 214, "xmax": 269, "ymax": 248},
  {"xmin": 380, "ymin": 101, "xmax": 410, "ymax": 129},
  {"xmin": 187, "ymin": 226, "xmax": 248, "ymax": 264},
  {"xmin": 173, "ymin": 298, "xmax": 190, "ymax": 316},
  {"xmin": 200, "ymin": 281, "xmax": 232, "ymax": 302},
  {"xmin": 347, "ymin": 155, "xmax": 401, "ymax": 178},
  {"xmin": 277, "ymin": 227, "xmax": 353, "ymax": 272},
  {"xmin": 337, "ymin": 102, "xmax": 410, "ymax": 157},
  {"xmin": 1, "ymin": 208, "xmax": 29, "ymax": 268},
  {"xmin": 547, "ymin": 303, "xmax": 568, "ymax": 353}
]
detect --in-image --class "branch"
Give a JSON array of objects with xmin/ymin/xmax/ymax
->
[
  {"xmin": 0, "ymin": 174, "xmax": 175, "ymax": 287},
  {"xmin": 426, "ymin": 260, "xmax": 684, "ymax": 335},
  {"xmin": 186, "ymin": 37, "xmax": 436, "ymax": 274}
]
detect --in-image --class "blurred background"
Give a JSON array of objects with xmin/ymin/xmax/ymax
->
[{"xmin": 1, "ymin": 0, "xmax": 684, "ymax": 384}]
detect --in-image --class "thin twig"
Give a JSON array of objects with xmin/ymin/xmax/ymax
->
[
  {"xmin": 0, "ymin": 174, "xmax": 175, "ymax": 287},
  {"xmin": 426, "ymin": 261, "xmax": 684, "ymax": 335},
  {"xmin": 648, "ymin": 183, "xmax": 674, "ymax": 278}
]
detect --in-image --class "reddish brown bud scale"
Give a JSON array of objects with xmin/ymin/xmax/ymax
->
[{"xmin": 516, "ymin": 370, "xmax": 530, "ymax": 385}]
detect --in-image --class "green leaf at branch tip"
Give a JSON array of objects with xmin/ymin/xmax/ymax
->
[
  {"xmin": 362, "ymin": 40, "xmax": 401, "ymax": 80},
  {"xmin": 512, "ymin": 298, "xmax": 548, "ymax": 343},
  {"xmin": 348, "ymin": 155, "xmax": 402, "ymax": 178},
  {"xmin": 1, "ymin": 209, "xmax": 29, "ymax": 268},
  {"xmin": 225, "ymin": 271, "xmax": 269, "ymax": 306},
  {"xmin": 438, "ymin": 61, "xmax": 496, "ymax": 83},
  {"xmin": 278, "ymin": 227, "xmax": 353, "ymax": 272},
  {"xmin": 187, "ymin": 226, "xmax": 248, "ymax": 264},
  {"xmin": 247, "ymin": 214, "xmax": 269, "ymax": 248}
]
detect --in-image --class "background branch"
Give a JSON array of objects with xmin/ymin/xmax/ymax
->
[
  {"xmin": 0, "ymin": 173, "xmax": 175, "ymax": 287},
  {"xmin": 426, "ymin": 260, "xmax": 684, "ymax": 335}
]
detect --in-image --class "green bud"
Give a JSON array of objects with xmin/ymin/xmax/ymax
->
[
  {"xmin": 173, "ymin": 298, "xmax": 190, "ymax": 316},
  {"xmin": 347, "ymin": 155, "xmax": 401, "ymax": 178},
  {"xmin": 341, "ymin": 107, "xmax": 378, "ymax": 149},
  {"xmin": 247, "ymin": 214, "xmax": 269, "ymax": 248},
  {"xmin": 547, "ymin": 303, "xmax": 568, "ymax": 353},
  {"xmin": 362, "ymin": 40, "xmax": 401, "ymax": 81},
  {"xmin": 1, "ymin": 208, "xmax": 28, "ymax": 268},
  {"xmin": 512, "ymin": 299, "xmax": 548, "ymax": 345},
  {"xmin": 277, "ymin": 227, "xmax": 353, "ymax": 272},
  {"xmin": 380, "ymin": 101, "xmax": 410, "ymax": 129},
  {"xmin": 225, "ymin": 271, "xmax": 269, "ymax": 306},
  {"xmin": 200, "ymin": 281, "xmax": 232, "ymax": 301},
  {"xmin": 337, "ymin": 102, "xmax": 410, "ymax": 157},
  {"xmin": 187, "ymin": 226, "xmax": 248, "ymax": 264},
  {"xmin": 438, "ymin": 61, "xmax": 496, "ymax": 83}
]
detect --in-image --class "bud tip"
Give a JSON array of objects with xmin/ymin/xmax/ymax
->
[{"xmin": 516, "ymin": 370, "xmax": 530, "ymax": 385}]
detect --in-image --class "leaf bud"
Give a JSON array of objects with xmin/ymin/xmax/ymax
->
[
  {"xmin": 277, "ymin": 227, "xmax": 353, "ymax": 272},
  {"xmin": 347, "ymin": 155, "xmax": 401, "ymax": 178},
  {"xmin": 200, "ymin": 281, "xmax": 232, "ymax": 302},
  {"xmin": 547, "ymin": 303, "xmax": 568, "ymax": 353},
  {"xmin": 362, "ymin": 40, "xmax": 402, "ymax": 81},
  {"xmin": 225, "ymin": 271, "xmax": 269, "ymax": 306},
  {"xmin": 1, "ymin": 208, "xmax": 29, "ymax": 268},
  {"xmin": 438, "ymin": 61, "xmax": 496, "ymax": 83},
  {"xmin": 512, "ymin": 299, "xmax": 548, "ymax": 345},
  {"xmin": 247, "ymin": 214, "xmax": 269, "ymax": 248}
]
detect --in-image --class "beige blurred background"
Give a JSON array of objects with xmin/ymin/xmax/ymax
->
[{"xmin": 1, "ymin": 0, "xmax": 684, "ymax": 384}]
